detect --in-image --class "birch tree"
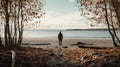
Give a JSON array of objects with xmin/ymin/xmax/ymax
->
[
  {"xmin": 76, "ymin": 0, "xmax": 120, "ymax": 47},
  {"xmin": 0, "ymin": 0, "xmax": 45, "ymax": 46}
]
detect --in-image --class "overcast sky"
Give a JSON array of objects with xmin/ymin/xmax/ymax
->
[{"xmin": 39, "ymin": 0, "xmax": 107, "ymax": 30}]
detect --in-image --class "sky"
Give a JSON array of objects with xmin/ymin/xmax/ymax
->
[{"xmin": 39, "ymin": 0, "xmax": 107, "ymax": 30}]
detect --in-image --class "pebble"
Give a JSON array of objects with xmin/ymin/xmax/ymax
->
[
  {"xmin": 81, "ymin": 56, "xmax": 89, "ymax": 61},
  {"xmin": 62, "ymin": 46, "xmax": 68, "ymax": 48},
  {"xmin": 49, "ymin": 52, "xmax": 56, "ymax": 57}
]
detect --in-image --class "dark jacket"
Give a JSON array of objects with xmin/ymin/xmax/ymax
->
[{"xmin": 58, "ymin": 32, "xmax": 63, "ymax": 41}]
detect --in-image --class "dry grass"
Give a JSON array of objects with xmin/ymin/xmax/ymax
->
[{"xmin": 0, "ymin": 46, "xmax": 120, "ymax": 67}]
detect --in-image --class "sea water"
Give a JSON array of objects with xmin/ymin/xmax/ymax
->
[{"xmin": 23, "ymin": 30, "xmax": 112, "ymax": 39}]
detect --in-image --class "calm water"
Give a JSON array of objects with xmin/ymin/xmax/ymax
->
[{"xmin": 23, "ymin": 30, "xmax": 112, "ymax": 39}]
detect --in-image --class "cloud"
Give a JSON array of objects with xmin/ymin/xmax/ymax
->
[{"xmin": 39, "ymin": 11, "xmax": 107, "ymax": 30}]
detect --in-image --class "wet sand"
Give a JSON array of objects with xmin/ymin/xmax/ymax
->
[{"xmin": 22, "ymin": 37, "xmax": 113, "ymax": 48}]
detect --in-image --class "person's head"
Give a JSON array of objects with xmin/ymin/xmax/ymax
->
[{"xmin": 60, "ymin": 31, "xmax": 62, "ymax": 33}]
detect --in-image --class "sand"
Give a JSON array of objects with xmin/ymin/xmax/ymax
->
[
  {"xmin": 22, "ymin": 37, "xmax": 113, "ymax": 48},
  {"xmin": 0, "ymin": 37, "xmax": 120, "ymax": 67}
]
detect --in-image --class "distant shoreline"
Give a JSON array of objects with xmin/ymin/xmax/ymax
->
[
  {"xmin": 22, "ymin": 28, "xmax": 119, "ymax": 31},
  {"xmin": 23, "ymin": 36, "xmax": 112, "ymax": 40},
  {"xmin": 23, "ymin": 28, "xmax": 118, "ymax": 31},
  {"xmin": 66, "ymin": 28, "xmax": 118, "ymax": 31}
]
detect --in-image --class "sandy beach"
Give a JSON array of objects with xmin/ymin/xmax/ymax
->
[
  {"xmin": 1, "ymin": 37, "xmax": 120, "ymax": 67},
  {"xmin": 22, "ymin": 37, "xmax": 113, "ymax": 48}
]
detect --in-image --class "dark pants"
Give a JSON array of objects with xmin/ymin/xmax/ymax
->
[{"xmin": 59, "ymin": 40, "xmax": 62, "ymax": 46}]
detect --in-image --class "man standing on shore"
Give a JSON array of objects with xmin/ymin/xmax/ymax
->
[{"xmin": 58, "ymin": 31, "xmax": 63, "ymax": 46}]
